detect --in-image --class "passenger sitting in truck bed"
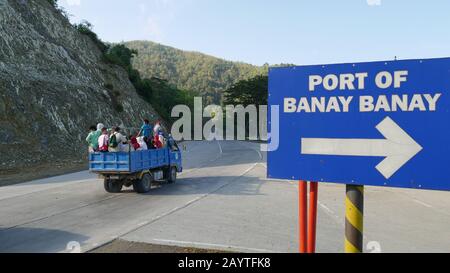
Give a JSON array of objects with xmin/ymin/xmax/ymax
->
[
  {"xmin": 146, "ymin": 136, "xmax": 156, "ymax": 150},
  {"xmin": 86, "ymin": 125, "xmax": 99, "ymax": 153},
  {"xmin": 153, "ymin": 133, "xmax": 163, "ymax": 149},
  {"xmin": 98, "ymin": 127, "xmax": 109, "ymax": 152},
  {"xmin": 86, "ymin": 123, "xmax": 105, "ymax": 153},
  {"xmin": 130, "ymin": 135, "xmax": 140, "ymax": 151},
  {"xmin": 109, "ymin": 126, "xmax": 128, "ymax": 152},
  {"xmin": 136, "ymin": 136, "xmax": 148, "ymax": 151},
  {"xmin": 159, "ymin": 131, "xmax": 167, "ymax": 147}
]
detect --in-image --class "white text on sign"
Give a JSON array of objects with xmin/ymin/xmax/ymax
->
[{"xmin": 284, "ymin": 71, "xmax": 442, "ymax": 113}]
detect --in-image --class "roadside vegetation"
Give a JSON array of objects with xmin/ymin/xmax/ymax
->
[
  {"xmin": 48, "ymin": 0, "xmax": 196, "ymax": 122},
  {"xmin": 126, "ymin": 41, "xmax": 269, "ymax": 104},
  {"xmin": 220, "ymin": 75, "xmax": 268, "ymax": 140},
  {"xmin": 102, "ymin": 43, "xmax": 197, "ymax": 121},
  {"xmin": 222, "ymin": 64, "xmax": 296, "ymax": 107},
  {"xmin": 223, "ymin": 75, "xmax": 268, "ymax": 107}
]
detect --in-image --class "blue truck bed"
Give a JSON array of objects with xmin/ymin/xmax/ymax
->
[{"xmin": 89, "ymin": 148, "xmax": 176, "ymax": 173}]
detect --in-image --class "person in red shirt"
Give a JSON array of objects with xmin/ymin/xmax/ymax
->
[
  {"xmin": 130, "ymin": 135, "xmax": 141, "ymax": 151},
  {"xmin": 153, "ymin": 134, "xmax": 163, "ymax": 149}
]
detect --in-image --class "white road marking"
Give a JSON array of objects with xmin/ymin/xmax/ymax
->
[
  {"xmin": 138, "ymin": 221, "xmax": 150, "ymax": 226},
  {"xmin": 242, "ymin": 163, "xmax": 258, "ymax": 175},
  {"xmin": 258, "ymin": 162, "xmax": 267, "ymax": 169},
  {"xmin": 252, "ymin": 147, "xmax": 263, "ymax": 159},
  {"xmin": 318, "ymin": 202, "xmax": 334, "ymax": 215},
  {"xmin": 217, "ymin": 140, "xmax": 223, "ymax": 155},
  {"xmin": 152, "ymin": 239, "xmax": 276, "ymax": 253},
  {"xmin": 318, "ymin": 201, "xmax": 343, "ymax": 226},
  {"xmin": 413, "ymin": 199, "xmax": 433, "ymax": 208}
]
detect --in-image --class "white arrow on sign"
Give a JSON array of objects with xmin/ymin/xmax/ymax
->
[{"xmin": 301, "ymin": 117, "xmax": 423, "ymax": 179}]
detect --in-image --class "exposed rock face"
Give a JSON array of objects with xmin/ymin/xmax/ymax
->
[{"xmin": 0, "ymin": 0, "xmax": 160, "ymax": 172}]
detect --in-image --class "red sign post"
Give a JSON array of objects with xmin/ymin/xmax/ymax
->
[{"xmin": 298, "ymin": 181, "xmax": 319, "ymax": 253}]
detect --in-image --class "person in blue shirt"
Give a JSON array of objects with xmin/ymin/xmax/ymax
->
[{"xmin": 139, "ymin": 119, "xmax": 153, "ymax": 139}]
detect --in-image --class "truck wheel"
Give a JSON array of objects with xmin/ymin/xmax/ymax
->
[
  {"xmin": 104, "ymin": 178, "xmax": 123, "ymax": 193},
  {"xmin": 133, "ymin": 173, "xmax": 152, "ymax": 193},
  {"xmin": 167, "ymin": 167, "xmax": 177, "ymax": 184}
]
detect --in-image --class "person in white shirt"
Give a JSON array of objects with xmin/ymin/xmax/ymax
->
[
  {"xmin": 98, "ymin": 127, "xmax": 109, "ymax": 152},
  {"xmin": 109, "ymin": 127, "xmax": 128, "ymax": 152},
  {"xmin": 158, "ymin": 131, "xmax": 166, "ymax": 147},
  {"xmin": 136, "ymin": 136, "xmax": 148, "ymax": 151},
  {"xmin": 153, "ymin": 120, "xmax": 162, "ymax": 136}
]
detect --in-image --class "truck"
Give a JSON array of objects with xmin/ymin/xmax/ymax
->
[{"xmin": 89, "ymin": 146, "xmax": 182, "ymax": 193}]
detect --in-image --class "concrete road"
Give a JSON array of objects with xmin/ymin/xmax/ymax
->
[{"xmin": 0, "ymin": 141, "xmax": 449, "ymax": 253}]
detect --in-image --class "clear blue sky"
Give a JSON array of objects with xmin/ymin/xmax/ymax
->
[{"xmin": 59, "ymin": 0, "xmax": 450, "ymax": 66}]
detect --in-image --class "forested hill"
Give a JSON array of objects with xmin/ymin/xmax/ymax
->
[{"xmin": 125, "ymin": 41, "xmax": 268, "ymax": 104}]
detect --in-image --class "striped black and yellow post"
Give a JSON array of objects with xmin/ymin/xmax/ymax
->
[{"xmin": 345, "ymin": 185, "xmax": 364, "ymax": 253}]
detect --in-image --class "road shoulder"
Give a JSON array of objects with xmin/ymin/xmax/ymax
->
[{"xmin": 90, "ymin": 239, "xmax": 233, "ymax": 253}]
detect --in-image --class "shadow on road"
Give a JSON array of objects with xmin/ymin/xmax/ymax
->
[
  {"xmin": 0, "ymin": 227, "xmax": 89, "ymax": 253},
  {"xmin": 119, "ymin": 174, "xmax": 267, "ymax": 197}
]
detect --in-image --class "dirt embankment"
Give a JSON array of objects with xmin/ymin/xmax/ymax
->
[{"xmin": 0, "ymin": 160, "xmax": 87, "ymax": 187}]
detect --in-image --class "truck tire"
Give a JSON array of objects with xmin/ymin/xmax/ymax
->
[
  {"xmin": 167, "ymin": 167, "xmax": 177, "ymax": 184},
  {"xmin": 133, "ymin": 173, "xmax": 152, "ymax": 193},
  {"xmin": 104, "ymin": 178, "xmax": 123, "ymax": 193}
]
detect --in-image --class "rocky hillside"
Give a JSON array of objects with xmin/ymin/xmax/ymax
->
[
  {"xmin": 125, "ymin": 41, "xmax": 268, "ymax": 104},
  {"xmin": 0, "ymin": 0, "xmax": 161, "ymax": 174}
]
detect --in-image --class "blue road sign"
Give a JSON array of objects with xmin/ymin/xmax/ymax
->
[{"xmin": 267, "ymin": 57, "xmax": 450, "ymax": 191}]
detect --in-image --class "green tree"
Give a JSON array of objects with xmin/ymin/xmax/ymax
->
[
  {"xmin": 104, "ymin": 44, "xmax": 138, "ymax": 69},
  {"xmin": 223, "ymin": 75, "xmax": 268, "ymax": 107}
]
